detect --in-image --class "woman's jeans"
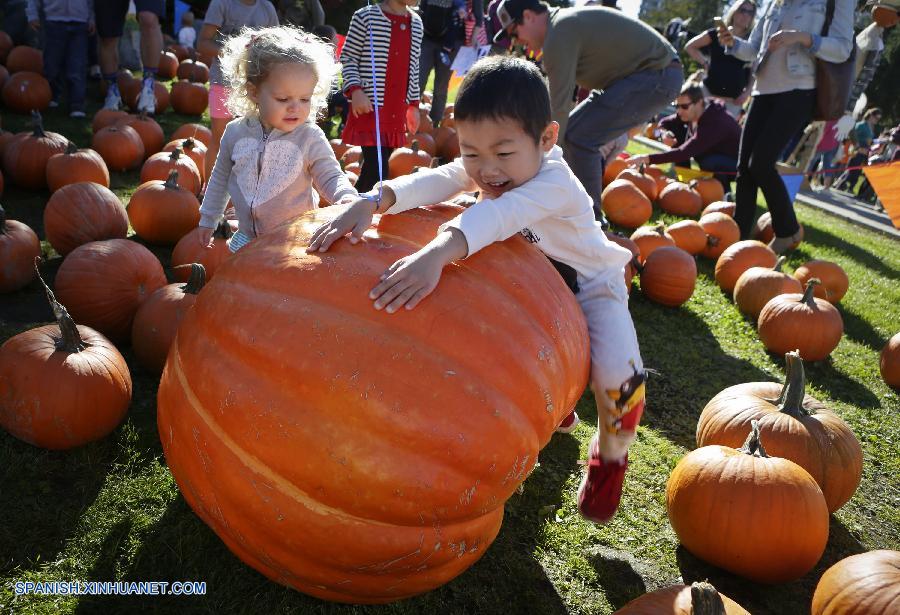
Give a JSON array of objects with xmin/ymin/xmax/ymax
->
[{"xmin": 735, "ymin": 89, "xmax": 814, "ymax": 239}]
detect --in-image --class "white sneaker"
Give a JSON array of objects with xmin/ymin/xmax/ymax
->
[
  {"xmin": 137, "ymin": 79, "xmax": 156, "ymax": 114},
  {"xmin": 69, "ymin": 110, "xmax": 86, "ymax": 118},
  {"xmin": 103, "ymin": 88, "xmax": 122, "ymax": 110},
  {"xmin": 48, "ymin": 100, "xmax": 59, "ymax": 108}
]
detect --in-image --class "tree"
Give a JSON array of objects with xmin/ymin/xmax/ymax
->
[
  {"xmin": 642, "ymin": 0, "xmax": 727, "ymax": 39},
  {"xmin": 866, "ymin": 26, "xmax": 900, "ymax": 127}
]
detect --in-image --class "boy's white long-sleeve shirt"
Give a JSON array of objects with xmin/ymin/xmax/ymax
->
[{"xmin": 384, "ymin": 145, "xmax": 632, "ymax": 284}]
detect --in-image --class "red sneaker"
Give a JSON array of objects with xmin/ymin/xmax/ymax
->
[
  {"xmin": 577, "ymin": 433, "xmax": 628, "ymax": 524},
  {"xmin": 555, "ymin": 410, "xmax": 580, "ymax": 434}
]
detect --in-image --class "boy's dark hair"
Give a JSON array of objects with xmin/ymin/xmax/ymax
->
[
  {"xmin": 454, "ymin": 56, "xmax": 550, "ymax": 144},
  {"xmin": 679, "ymin": 83, "xmax": 705, "ymax": 103}
]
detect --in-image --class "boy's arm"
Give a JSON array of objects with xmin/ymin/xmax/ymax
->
[
  {"xmin": 439, "ymin": 164, "xmax": 572, "ymax": 258},
  {"xmin": 382, "ymin": 158, "xmax": 478, "ymax": 214}
]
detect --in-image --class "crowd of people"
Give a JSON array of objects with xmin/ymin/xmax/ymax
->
[{"xmin": 7, "ymin": 0, "xmax": 898, "ymax": 525}]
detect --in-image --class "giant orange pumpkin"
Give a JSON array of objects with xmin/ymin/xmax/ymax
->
[
  {"xmin": 713, "ymin": 240, "xmax": 776, "ymax": 294},
  {"xmin": 46, "ymin": 142, "xmax": 110, "ymax": 191},
  {"xmin": 793, "ymin": 259, "xmax": 849, "ymax": 303},
  {"xmin": 812, "ymin": 550, "xmax": 900, "ymax": 615},
  {"xmin": 0, "ymin": 269, "xmax": 132, "ymax": 449},
  {"xmin": 881, "ymin": 333, "xmax": 900, "ymax": 389},
  {"xmin": 613, "ymin": 581, "xmax": 750, "ymax": 615},
  {"xmin": 601, "ymin": 179, "xmax": 652, "ymax": 229},
  {"xmin": 758, "ymin": 280, "xmax": 843, "ymax": 361},
  {"xmin": 43, "ymin": 182, "xmax": 128, "ymax": 256},
  {"xmin": 156, "ymin": 204, "xmax": 591, "ymax": 603},
  {"xmin": 54, "ymin": 238, "xmax": 167, "ymax": 343},
  {"xmin": 666, "ymin": 420, "xmax": 829, "ymax": 584},
  {"xmin": 697, "ymin": 351, "xmax": 863, "ymax": 512},
  {"xmin": 132, "ymin": 263, "xmax": 206, "ymax": 374},
  {"xmin": 128, "ymin": 170, "xmax": 201, "ymax": 245},
  {"xmin": 0, "ymin": 204, "xmax": 41, "ymax": 293}
]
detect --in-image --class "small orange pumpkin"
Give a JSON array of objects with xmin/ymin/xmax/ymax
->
[
  {"xmin": 601, "ymin": 179, "xmax": 652, "ymax": 229},
  {"xmin": 613, "ymin": 581, "xmax": 750, "ymax": 614},
  {"xmin": 171, "ymin": 123, "xmax": 213, "ymax": 147},
  {"xmin": 714, "ymin": 240, "xmax": 776, "ymax": 294},
  {"xmin": 881, "ymin": 333, "xmax": 900, "ymax": 390},
  {"xmin": 617, "ymin": 164, "xmax": 658, "ymax": 201},
  {"xmin": 630, "ymin": 223, "xmax": 675, "ymax": 264},
  {"xmin": 43, "ymin": 182, "xmax": 128, "ymax": 256},
  {"xmin": 116, "ymin": 113, "xmax": 165, "ymax": 158},
  {"xmin": 5, "ymin": 45, "xmax": 43, "ymax": 74},
  {"xmin": 793, "ymin": 259, "xmax": 849, "ymax": 303},
  {"xmin": 698, "ymin": 212, "xmax": 740, "ymax": 260},
  {"xmin": 758, "ymin": 279, "xmax": 844, "ymax": 361},
  {"xmin": 659, "ymin": 182, "xmax": 703, "ymax": 217},
  {"xmin": 639, "ymin": 246, "xmax": 697, "ymax": 307},
  {"xmin": 1, "ymin": 71, "xmax": 51, "ymax": 113},
  {"xmin": 872, "ymin": 6, "xmax": 899, "ymax": 28},
  {"xmin": 604, "ymin": 231, "xmax": 640, "ymax": 292},
  {"xmin": 733, "ymin": 256, "xmax": 802, "ymax": 319},
  {"xmin": 2, "ymin": 111, "xmax": 68, "ymax": 189},
  {"xmin": 176, "ymin": 58, "xmax": 210, "ymax": 83},
  {"xmin": 156, "ymin": 50, "xmax": 179, "ymax": 79},
  {"xmin": 141, "ymin": 147, "xmax": 202, "ymax": 195},
  {"xmin": 388, "ymin": 142, "xmax": 432, "ymax": 178},
  {"xmin": 404, "ymin": 131, "xmax": 436, "ymax": 156},
  {"xmin": 701, "ymin": 200, "xmax": 735, "ymax": 217},
  {"xmin": 812, "ymin": 550, "xmax": 900, "ymax": 615},
  {"xmin": 690, "ymin": 177, "xmax": 725, "ymax": 206},
  {"xmin": 162, "ymin": 137, "xmax": 208, "ymax": 182},
  {"xmin": 0, "ymin": 204, "xmax": 41, "ymax": 293},
  {"xmin": 92, "ymin": 124, "xmax": 145, "ymax": 172},
  {"xmin": 602, "ymin": 157, "xmax": 629, "ymax": 187},
  {"xmin": 666, "ymin": 220, "xmax": 707, "ymax": 255},
  {"xmin": 752, "ymin": 211, "xmax": 804, "ymax": 247},
  {"xmin": 171, "ymin": 219, "xmax": 234, "ymax": 283},
  {"xmin": 128, "ymin": 170, "xmax": 201, "ymax": 245},
  {"xmin": 170, "ymin": 80, "xmax": 209, "ymax": 115},
  {"xmin": 46, "ymin": 142, "xmax": 110, "ymax": 191},
  {"xmin": 92, "ymin": 109, "xmax": 130, "ymax": 134}
]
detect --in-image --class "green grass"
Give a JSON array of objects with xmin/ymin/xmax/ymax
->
[{"xmin": 0, "ymin": 106, "xmax": 898, "ymax": 614}]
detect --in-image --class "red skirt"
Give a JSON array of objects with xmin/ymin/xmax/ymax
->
[{"xmin": 341, "ymin": 105, "xmax": 409, "ymax": 148}]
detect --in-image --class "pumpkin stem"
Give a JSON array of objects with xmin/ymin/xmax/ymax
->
[
  {"xmin": 182, "ymin": 137, "xmax": 196, "ymax": 150},
  {"xmin": 653, "ymin": 223, "xmax": 667, "ymax": 235},
  {"xmin": 30, "ymin": 110, "xmax": 46, "ymax": 137},
  {"xmin": 739, "ymin": 419, "xmax": 768, "ymax": 458},
  {"xmin": 169, "ymin": 146, "xmax": 183, "ymax": 162},
  {"xmin": 33, "ymin": 257, "xmax": 89, "ymax": 353},
  {"xmin": 773, "ymin": 350, "xmax": 809, "ymax": 417},
  {"xmin": 706, "ymin": 234, "xmax": 720, "ymax": 247},
  {"xmin": 64, "ymin": 141, "xmax": 78, "ymax": 155},
  {"xmin": 164, "ymin": 169, "xmax": 181, "ymax": 190},
  {"xmin": 773, "ymin": 255, "xmax": 787, "ymax": 273},
  {"xmin": 181, "ymin": 263, "xmax": 206, "ymax": 294},
  {"xmin": 411, "ymin": 140, "xmax": 419, "ymax": 154},
  {"xmin": 690, "ymin": 581, "xmax": 727, "ymax": 615},
  {"xmin": 802, "ymin": 278, "xmax": 821, "ymax": 307}
]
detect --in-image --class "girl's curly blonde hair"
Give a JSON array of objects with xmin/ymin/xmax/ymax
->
[{"xmin": 220, "ymin": 25, "xmax": 339, "ymax": 121}]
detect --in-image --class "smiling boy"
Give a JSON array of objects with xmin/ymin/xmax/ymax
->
[{"xmin": 307, "ymin": 56, "xmax": 648, "ymax": 524}]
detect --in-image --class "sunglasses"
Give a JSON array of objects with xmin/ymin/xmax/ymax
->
[{"xmin": 675, "ymin": 102, "xmax": 698, "ymax": 110}]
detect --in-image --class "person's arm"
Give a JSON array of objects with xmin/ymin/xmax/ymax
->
[
  {"xmin": 307, "ymin": 128, "xmax": 358, "ymax": 204},
  {"xmin": 808, "ymin": 0, "xmax": 855, "ymax": 63},
  {"xmin": 384, "ymin": 158, "xmax": 478, "ymax": 214},
  {"xmin": 198, "ymin": 124, "xmax": 236, "ymax": 230},
  {"xmin": 197, "ymin": 23, "xmax": 220, "ymax": 59},
  {"xmin": 684, "ymin": 31, "xmax": 713, "ymax": 69},
  {"xmin": 542, "ymin": 36, "xmax": 578, "ymax": 140},
  {"xmin": 649, "ymin": 110, "xmax": 726, "ymax": 164}
]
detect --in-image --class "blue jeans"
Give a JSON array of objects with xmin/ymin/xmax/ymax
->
[
  {"xmin": 42, "ymin": 20, "xmax": 88, "ymax": 112},
  {"xmin": 696, "ymin": 153, "xmax": 737, "ymax": 193},
  {"xmin": 563, "ymin": 64, "xmax": 684, "ymax": 220},
  {"xmin": 808, "ymin": 147, "xmax": 837, "ymax": 178}
]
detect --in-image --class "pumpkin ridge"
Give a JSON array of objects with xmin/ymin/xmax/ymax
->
[{"xmin": 170, "ymin": 345, "xmax": 510, "ymax": 529}]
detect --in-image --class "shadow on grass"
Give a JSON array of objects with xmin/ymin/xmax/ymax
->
[
  {"xmin": 72, "ymin": 436, "xmax": 579, "ymax": 614},
  {"xmin": 796, "ymin": 225, "xmax": 899, "ymax": 280},
  {"xmin": 840, "ymin": 308, "xmax": 890, "ymax": 353},
  {"xmin": 800, "ymin": 355, "xmax": 882, "ymax": 410},
  {"xmin": 628, "ymin": 293, "xmax": 774, "ymax": 451},
  {"xmin": 585, "ymin": 547, "xmax": 651, "ymax": 610},
  {"xmin": 674, "ymin": 516, "xmax": 865, "ymax": 615},
  {"xmin": 0, "ymin": 435, "xmax": 111, "ymax": 579}
]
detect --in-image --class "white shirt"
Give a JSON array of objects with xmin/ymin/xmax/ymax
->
[
  {"xmin": 179, "ymin": 26, "xmax": 197, "ymax": 48},
  {"xmin": 384, "ymin": 145, "xmax": 632, "ymax": 284}
]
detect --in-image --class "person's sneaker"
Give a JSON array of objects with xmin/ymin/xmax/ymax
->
[
  {"xmin": 555, "ymin": 410, "xmax": 580, "ymax": 434},
  {"xmin": 767, "ymin": 229, "xmax": 804, "ymax": 255},
  {"xmin": 103, "ymin": 88, "xmax": 122, "ymax": 110},
  {"xmin": 137, "ymin": 79, "xmax": 156, "ymax": 114},
  {"xmin": 48, "ymin": 100, "xmax": 59, "ymax": 108},
  {"xmin": 577, "ymin": 433, "xmax": 628, "ymax": 524},
  {"xmin": 69, "ymin": 110, "xmax": 86, "ymax": 118}
]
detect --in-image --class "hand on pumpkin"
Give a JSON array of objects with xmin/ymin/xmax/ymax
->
[
  {"xmin": 198, "ymin": 226, "xmax": 215, "ymax": 249},
  {"xmin": 369, "ymin": 229, "xmax": 468, "ymax": 313},
  {"xmin": 306, "ymin": 197, "xmax": 379, "ymax": 252},
  {"xmin": 350, "ymin": 90, "xmax": 373, "ymax": 117}
]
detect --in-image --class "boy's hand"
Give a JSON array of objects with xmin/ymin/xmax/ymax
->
[
  {"xmin": 350, "ymin": 90, "xmax": 373, "ymax": 117},
  {"xmin": 306, "ymin": 198, "xmax": 377, "ymax": 252},
  {"xmin": 369, "ymin": 229, "xmax": 468, "ymax": 314},
  {"xmin": 198, "ymin": 226, "xmax": 214, "ymax": 248}
]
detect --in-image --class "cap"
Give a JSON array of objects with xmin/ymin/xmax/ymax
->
[{"xmin": 492, "ymin": 0, "xmax": 542, "ymax": 44}]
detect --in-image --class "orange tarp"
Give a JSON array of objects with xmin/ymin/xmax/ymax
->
[{"xmin": 862, "ymin": 161, "xmax": 900, "ymax": 229}]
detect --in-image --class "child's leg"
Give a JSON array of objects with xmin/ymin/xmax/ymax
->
[
  {"xmin": 356, "ymin": 146, "xmax": 393, "ymax": 193},
  {"xmin": 577, "ymin": 270, "xmax": 646, "ymax": 523},
  {"xmin": 41, "ymin": 22, "xmax": 67, "ymax": 104},
  {"xmin": 66, "ymin": 23, "xmax": 89, "ymax": 113}
]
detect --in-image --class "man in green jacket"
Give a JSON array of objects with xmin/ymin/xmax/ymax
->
[{"xmin": 494, "ymin": 0, "xmax": 683, "ymax": 223}]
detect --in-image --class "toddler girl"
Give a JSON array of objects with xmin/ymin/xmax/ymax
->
[
  {"xmin": 198, "ymin": 26, "xmax": 358, "ymax": 252},
  {"xmin": 340, "ymin": 0, "xmax": 423, "ymax": 192}
]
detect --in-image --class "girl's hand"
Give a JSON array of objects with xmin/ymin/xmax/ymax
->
[
  {"xmin": 198, "ymin": 226, "xmax": 215, "ymax": 249},
  {"xmin": 350, "ymin": 90, "xmax": 373, "ymax": 117},
  {"xmin": 306, "ymin": 198, "xmax": 377, "ymax": 252},
  {"xmin": 406, "ymin": 106, "xmax": 420, "ymax": 135},
  {"xmin": 767, "ymin": 30, "xmax": 812, "ymax": 52},
  {"xmin": 369, "ymin": 229, "xmax": 467, "ymax": 313},
  {"xmin": 717, "ymin": 25, "xmax": 735, "ymax": 48}
]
